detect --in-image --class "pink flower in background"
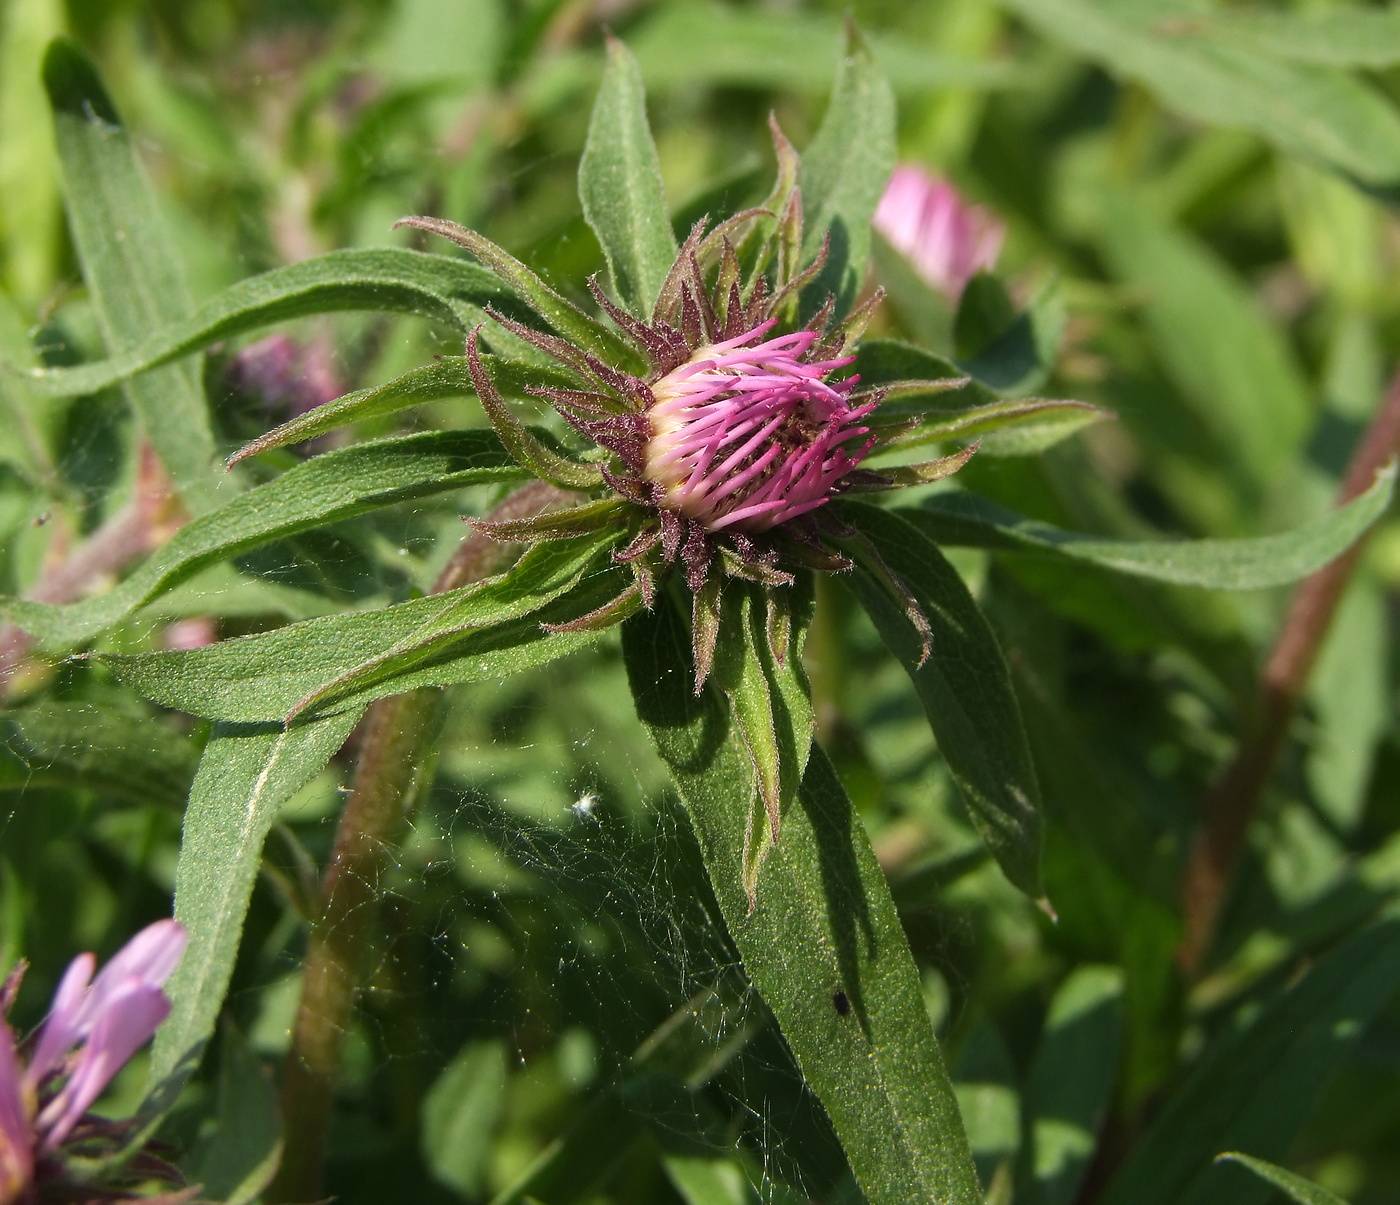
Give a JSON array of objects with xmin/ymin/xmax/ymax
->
[
  {"xmin": 0, "ymin": 919, "xmax": 187, "ymax": 1204},
  {"xmin": 873, "ymin": 165, "xmax": 1005, "ymax": 300},
  {"xmin": 644, "ymin": 321, "xmax": 876, "ymax": 534}
]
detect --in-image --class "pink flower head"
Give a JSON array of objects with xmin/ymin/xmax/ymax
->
[
  {"xmin": 644, "ymin": 321, "xmax": 876, "ymax": 533},
  {"xmin": 6, "ymin": 918, "xmax": 187, "ymax": 1177},
  {"xmin": 874, "ymin": 165, "xmax": 1005, "ymax": 300}
]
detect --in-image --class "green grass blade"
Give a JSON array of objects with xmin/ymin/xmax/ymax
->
[{"xmin": 1215, "ymin": 1154, "xmax": 1351, "ymax": 1205}]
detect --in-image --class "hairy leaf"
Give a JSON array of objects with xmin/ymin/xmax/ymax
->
[
  {"xmin": 580, "ymin": 35, "xmax": 677, "ymax": 317},
  {"xmin": 909, "ymin": 462, "xmax": 1396, "ymax": 589},
  {"xmin": 799, "ymin": 21, "xmax": 896, "ymax": 320},
  {"xmin": 19, "ymin": 248, "xmax": 516, "ymax": 400},
  {"xmin": 837, "ymin": 501, "xmax": 1045, "ymax": 901},
  {"xmin": 1, "ymin": 430, "xmax": 527, "ymax": 647},
  {"xmin": 148, "ymin": 708, "xmax": 365, "ymax": 1093},
  {"xmin": 44, "ymin": 38, "xmax": 221, "ymax": 512},
  {"xmin": 1214, "ymin": 1154, "xmax": 1350, "ymax": 1205},
  {"xmin": 104, "ymin": 535, "xmax": 628, "ymax": 721},
  {"xmin": 624, "ymin": 600, "xmax": 980, "ymax": 1205}
]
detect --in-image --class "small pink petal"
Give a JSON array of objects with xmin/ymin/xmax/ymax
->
[
  {"xmin": 25, "ymin": 952, "xmax": 94, "ymax": 1090},
  {"xmin": 874, "ymin": 164, "xmax": 1005, "ymax": 300},
  {"xmin": 37, "ymin": 981, "xmax": 170, "ymax": 1151}
]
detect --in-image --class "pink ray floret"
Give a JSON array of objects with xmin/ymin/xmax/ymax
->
[
  {"xmin": 645, "ymin": 320, "xmax": 876, "ymax": 533},
  {"xmin": 874, "ymin": 164, "xmax": 1004, "ymax": 300},
  {"xmin": 0, "ymin": 917, "xmax": 187, "ymax": 1201}
]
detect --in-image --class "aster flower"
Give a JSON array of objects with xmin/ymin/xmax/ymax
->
[
  {"xmin": 0, "ymin": 920, "xmax": 190, "ymax": 1205},
  {"xmin": 874, "ymin": 164, "xmax": 1005, "ymax": 300},
  {"xmin": 393, "ymin": 122, "xmax": 977, "ymax": 696}
]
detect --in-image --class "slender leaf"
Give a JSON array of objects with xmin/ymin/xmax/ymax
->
[
  {"xmin": 19, "ymin": 248, "xmax": 517, "ymax": 400},
  {"xmin": 148, "ymin": 707, "xmax": 365, "ymax": 1091},
  {"xmin": 44, "ymin": 38, "xmax": 221, "ymax": 512},
  {"xmin": 996, "ymin": 0, "xmax": 1400, "ymax": 188},
  {"xmin": 1215, "ymin": 1153, "xmax": 1350, "ymax": 1205},
  {"xmin": 799, "ymin": 22, "xmax": 896, "ymax": 320},
  {"xmin": 1017, "ymin": 967, "xmax": 1124, "ymax": 1205},
  {"xmin": 104, "ymin": 534, "xmax": 628, "ymax": 721},
  {"xmin": 186, "ymin": 1024, "xmax": 283, "ymax": 1205},
  {"xmin": 837, "ymin": 500, "xmax": 1045, "ymax": 902},
  {"xmin": 623, "ymin": 600, "xmax": 981, "ymax": 1205},
  {"xmin": 579, "ymin": 35, "xmax": 676, "ymax": 317},
  {"xmin": 1, "ymin": 430, "xmax": 527, "ymax": 647},
  {"xmin": 228, "ymin": 355, "xmax": 574, "ymax": 464},
  {"xmin": 1101, "ymin": 917, "xmax": 1400, "ymax": 1205},
  {"xmin": 1193, "ymin": 10, "xmax": 1400, "ymax": 70},
  {"xmin": 908, "ymin": 462, "xmax": 1396, "ymax": 589}
]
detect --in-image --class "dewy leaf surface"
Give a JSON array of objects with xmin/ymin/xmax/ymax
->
[
  {"xmin": 837, "ymin": 500, "xmax": 1045, "ymax": 901},
  {"xmin": 798, "ymin": 22, "xmax": 896, "ymax": 320},
  {"xmin": 148, "ymin": 708, "xmax": 366, "ymax": 1094},
  {"xmin": 44, "ymin": 38, "xmax": 221, "ymax": 512},
  {"xmin": 1, "ymin": 430, "xmax": 527, "ymax": 647},
  {"xmin": 579, "ymin": 36, "xmax": 677, "ymax": 317},
  {"xmin": 622, "ymin": 600, "xmax": 981, "ymax": 1205},
  {"xmin": 19, "ymin": 248, "xmax": 516, "ymax": 399},
  {"xmin": 909, "ymin": 461, "xmax": 1396, "ymax": 590},
  {"xmin": 1100, "ymin": 916, "xmax": 1400, "ymax": 1205},
  {"xmin": 105, "ymin": 534, "xmax": 626, "ymax": 721}
]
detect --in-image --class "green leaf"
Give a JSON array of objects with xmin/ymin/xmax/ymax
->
[
  {"xmin": 995, "ymin": 0, "xmax": 1400, "ymax": 189},
  {"xmin": 629, "ymin": 3, "xmax": 1017, "ymax": 96},
  {"xmin": 579, "ymin": 35, "xmax": 677, "ymax": 317},
  {"xmin": 489, "ymin": 1093, "xmax": 640, "ymax": 1205},
  {"xmin": 1100, "ymin": 917, "xmax": 1400, "ymax": 1205},
  {"xmin": 1, "ymin": 430, "xmax": 526, "ymax": 647},
  {"xmin": 953, "ymin": 273, "xmax": 1065, "ymax": 396},
  {"xmin": 148, "ymin": 707, "xmax": 365, "ymax": 1093},
  {"xmin": 105, "ymin": 534, "xmax": 628, "ymax": 721},
  {"xmin": 1214, "ymin": 1153, "xmax": 1350, "ymax": 1205},
  {"xmin": 1017, "ymin": 967, "xmax": 1124, "ymax": 1205},
  {"xmin": 0, "ymin": 701, "xmax": 196, "ymax": 807},
  {"xmin": 662, "ymin": 1152, "xmax": 752, "ymax": 1205},
  {"xmin": 836, "ymin": 501, "xmax": 1045, "ymax": 902},
  {"xmin": 228, "ymin": 355, "xmax": 574, "ymax": 464},
  {"xmin": 422, "ymin": 1040, "xmax": 508, "ymax": 1199},
  {"xmin": 1097, "ymin": 192, "xmax": 1312, "ymax": 489},
  {"xmin": 799, "ymin": 22, "xmax": 896, "ymax": 320},
  {"xmin": 623, "ymin": 600, "xmax": 981, "ymax": 1205},
  {"xmin": 44, "ymin": 37, "xmax": 221, "ymax": 512},
  {"xmin": 185, "ymin": 1023, "xmax": 283, "ymax": 1205},
  {"xmin": 908, "ymin": 462, "xmax": 1396, "ymax": 589},
  {"xmin": 1192, "ymin": 10, "xmax": 1400, "ymax": 70},
  {"xmin": 19, "ymin": 247, "xmax": 515, "ymax": 400}
]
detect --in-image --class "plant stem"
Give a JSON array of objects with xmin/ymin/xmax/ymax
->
[
  {"xmin": 1177, "ymin": 368, "xmax": 1400, "ymax": 977},
  {"xmin": 269, "ymin": 481, "xmax": 566, "ymax": 1203}
]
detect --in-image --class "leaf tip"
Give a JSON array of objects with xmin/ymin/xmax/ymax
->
[{"xmin": 1035, "ymin": 896, "xmax": 1058, "ymax": 923}]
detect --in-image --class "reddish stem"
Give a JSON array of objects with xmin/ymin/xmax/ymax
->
[{"xmin": 1178, "ymin": 367, "xmax": 1400, "ymax": 977}]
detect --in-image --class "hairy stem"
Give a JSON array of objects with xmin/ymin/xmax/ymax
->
[
  {"xmin": 270, "ymin": 481, "xmax": 567, "ymax": 1202},
  {"xmin": 1178, "ymin": 368, "xmax": 1400, "ymax": 977}
]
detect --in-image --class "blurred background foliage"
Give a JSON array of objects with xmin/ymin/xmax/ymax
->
[{"xmin": 3, "ymin": 0, "xmax": 1400, "ymax": 1202}]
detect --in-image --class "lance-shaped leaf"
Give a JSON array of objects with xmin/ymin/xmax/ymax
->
[
  {"xmin": 228, "ymin": 355, "xmax": 575, "ymax": 465},
  {"xmin": 1, "ymin": 430, "xmax": 527, "ymax": 647},
  {"xmin": 18, "ymin": 247, "xmax": 516, "ymax": 399},
  {"xmin": 623, "ymin": 601, "xmax": 981, "ymax": 1205},
  {"xmin": 104, "ymin": 534, "xmax": 625, "ymax": 722},
  {"xmin": 908, "ymin": 461, "xmax": 1396, "ymax": 590},
  {"xmin": 1100, "ymin": 916, "xmax": 1400, "ymax": 1205},
  {"xmin": 709, "ymin": 583, "xmax": 815, "ymax": 904},
  {"xmin": 798, "ymin": 20, "xmax": 896, "ymax": 321},
  {"xmin": 395, "ymin": 215, "xmax": 645, "ymax": 371},
  {"xmin": 580, "ymin": 35, "xmax": 677, "ymax": 317},
  {"xmin": 1214, "ymin": 1154, "xmax": 1350, "ymax": 1205},
  {"xmin": 45, "ymin": 38, "xmax": 221, "ymax": 512},
  {"xmin": 835, "ymin": 500, "xmax": 1045, "ymax": 902},
  {"xmin": 873, "ymin": 398, "xmax": 1108, "ymax": 457},
  {"xmin": 466, "ymin": 328, "xmax": 604, "ymax": 490},
  {"xmin": 147, "ymin": 708, "xmax": 365, "ymax": 1096}
]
